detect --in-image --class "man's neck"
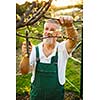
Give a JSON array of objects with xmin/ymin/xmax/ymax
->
[
  {"xmin": 43, "ymin": 42, "xmax": 56, "ymax": 50},
  {"xmin": 42, "ymin": 41, "xmax": 56, "ymax": 57}
]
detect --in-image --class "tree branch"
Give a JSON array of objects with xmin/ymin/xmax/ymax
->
[
  {"xmin": 16, "ymin": 1, "xmax": 37, "ymax": 29},
  {"xmin": 16, "ymin": 0, "xmax": 53, "ymax": 29}
]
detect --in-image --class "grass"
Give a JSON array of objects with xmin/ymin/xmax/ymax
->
[
  {"xmin": 65, "ymin": 58, "xmax": 81, "ymax": 95},
  {"xmin": 16, "ymin": 73, "xmax": 32, "ymax": 95}
]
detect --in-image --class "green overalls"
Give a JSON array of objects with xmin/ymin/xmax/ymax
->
[{"xmin": 30, "ymin": 46, "xmax": 64, "ymax": 100}]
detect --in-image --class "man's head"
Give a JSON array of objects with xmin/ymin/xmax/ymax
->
[
  {"xmin": 44, "ymin": 19, "xmax": 61, "ymax": 35},
  {"xmin": 43, "ymin": 19, "xmax": 61, "ymax": 44}
]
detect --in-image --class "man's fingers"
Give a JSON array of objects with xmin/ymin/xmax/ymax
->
[
  {"xmin": 58, "ymin": 16, "xmax": 73, "ymax": 26},
  {"xmin": 22, "ymin": 41, "xmax": 27, "ymax": 45},
  {"xmin": 58, "ymin": 17, "xmax": 65, "ymax": 25},
  {"xmin": 22, "ymin": 41, "xmax": 32, "ymax": 56},
  {"xmin": 64, "ymin": 16, "xmax": 73, "ymax": 23}
]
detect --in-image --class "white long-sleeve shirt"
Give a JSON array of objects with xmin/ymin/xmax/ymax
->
[{"xmin": 30, "ymin": 41, "xmax": 69, "ymax": 85}]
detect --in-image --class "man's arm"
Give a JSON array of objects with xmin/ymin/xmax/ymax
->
[
  {"xmin": 59, "ymin": 16, "xmax": 79, "ymax": 54},
  {"xmin": 19, "ymin": 54, "xmax": 30, "ymax": 74},
  {"xmin": 66, "ymin": 25, "xmax": 79, "ymax": 54}
]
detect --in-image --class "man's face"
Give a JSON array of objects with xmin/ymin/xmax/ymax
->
[
  {"xmin": 43, "ymin": 22, "xmax": 59, "ymax": 44},
  {"xmin": 44, "ymin": 22, "xmax": 58, "ymax": 37}
]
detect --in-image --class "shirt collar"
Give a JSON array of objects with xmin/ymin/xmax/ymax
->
[{"xmin": 38, "ymin": 42, "xmax": 58, "ymax": 59}]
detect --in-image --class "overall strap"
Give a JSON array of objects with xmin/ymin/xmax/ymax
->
[
  {"xmin": 51, "ymin": 48, "xmax": 58, "ymax": 64},
  {"xmin": 55, "ymin": 49, "xmax": 58, "ymax": 62},
  {"xmin": 35, "ymin": 46, "xmax": 40, "ymax": 62}
]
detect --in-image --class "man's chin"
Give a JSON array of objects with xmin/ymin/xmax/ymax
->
[
  {"xmin": 44, "ymin": 42, "xmax": 53, "ymax": 45},
  {"xmin": 43, "ymin": 39, "xmax": 53, "ymax": 45}
]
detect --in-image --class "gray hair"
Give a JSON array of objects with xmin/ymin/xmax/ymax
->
[{"xmin": 44, "ymin": 19, "xmax": 61, "ymax": 30}]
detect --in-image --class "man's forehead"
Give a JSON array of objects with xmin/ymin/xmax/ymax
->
[
  {"xmin": 44, "ymin": 22, "xmax": 58, "ymax": 28},
  {"xmin": 44, "ymin": 19, "xmax": 61, "ymax": 30},
  {"xmin": 45, "ymin": 19, "xmax": 59, "ymax": 24}
]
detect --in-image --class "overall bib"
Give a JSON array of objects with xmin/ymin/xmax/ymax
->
[{"xmin": 30, "ymin": 46, "xmax": 64, "ymax": 100}]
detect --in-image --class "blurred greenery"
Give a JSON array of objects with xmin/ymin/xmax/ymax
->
[
  {"xmin": 16, "ymin": 73, "xmax": 31, "ymax": 94},
  {"xmin": 65, "ymin": 58, "xmax": 81, "ymax": 94}
]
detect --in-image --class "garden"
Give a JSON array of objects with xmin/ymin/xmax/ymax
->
[{"xmin": 16, "ymin": 0, "xmax": 83, "ymax": 99}]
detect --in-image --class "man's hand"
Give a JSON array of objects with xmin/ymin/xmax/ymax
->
[
  {"xmin": 22, "ymin": 41, "xmax": 32, "ymax": 56},
  {"xmin": 19, "ymin": 41, "xmax": 33, "ymax": 74},
  {"xmin": 58, "ymin": 16, "xmax": 73, "ymax": 27}
]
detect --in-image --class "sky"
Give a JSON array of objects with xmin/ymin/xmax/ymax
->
[{"xmin": 16, "ymin": 0, "xmax": 82, "ymax": 7}]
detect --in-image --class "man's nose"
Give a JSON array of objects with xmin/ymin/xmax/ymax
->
[{"xmin": 45, "ymin": 30, "xmax": 52, "ymax": 35}]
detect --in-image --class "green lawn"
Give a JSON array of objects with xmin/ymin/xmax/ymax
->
[{"xmin": 65, "ymin": 58, "xmax": 81, "ymax": 95}]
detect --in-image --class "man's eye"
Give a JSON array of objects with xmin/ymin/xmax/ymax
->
[
  {"xmin": 50, "ymin": 29, "xmax": 55, "ymax": 31},
  {"xmin": 45, "ymin": 28, "xmax": 48, "ymax": 30}
]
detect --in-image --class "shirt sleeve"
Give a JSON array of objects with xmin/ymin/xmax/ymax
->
[
  {"xmin": 57, "ymin": 41, "xmax": 70, "ymax": 85},
  {"xmin": 29, "ymin": 46, "xmax": 36, "ymax": 66},
  {"xmin": 58, "ymin": 41, "xmax": 70, "ymax": 59}
]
